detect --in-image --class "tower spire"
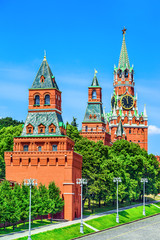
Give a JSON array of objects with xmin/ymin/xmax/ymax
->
[
  {"xmin": 118, "ymin": 27, "xmax": 130, "ymax": 70},
  {"xmin": 91, "ymin": 69, "xmax": 99, "ymax": 86},
  {"xmin": 116, "ymin": 119, "xmax": 124, "ymax": 137},
  {"xmin": 43, "ymin": 50, "xmax": 46, "ymax": 61}
]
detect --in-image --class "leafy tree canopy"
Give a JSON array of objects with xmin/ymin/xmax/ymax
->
[
  {"xmin": 66, "ymin": 124, "xmax": 160, "ymax": 205},
  {"xmin": 0, "ymin": 117, "xmax": 24, "ymax": 129}
]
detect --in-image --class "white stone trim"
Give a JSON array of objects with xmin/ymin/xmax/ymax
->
[{"xmin": 63, "ymin": 193, "xmax": 75, "ymax": 195}]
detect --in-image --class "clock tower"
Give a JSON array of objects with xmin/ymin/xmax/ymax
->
[{"xmin": 108, "ymin": 28, "xmax": 148, "ymax": 151}]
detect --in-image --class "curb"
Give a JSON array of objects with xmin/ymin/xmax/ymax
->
[{"xmin": 72, "ymin": 212, "xmax": 160, "ymax": 239}]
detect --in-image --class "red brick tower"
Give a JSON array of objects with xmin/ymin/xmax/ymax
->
[
  {"xmin": 81, "ymin": 71, "xmax": 111, "ymax": 146},
  {"xmin": 108, "ymin": 28, "xmax": 148, "ymax": 150},
  {"xmin": 5, "ymin": 54, "xmax": 82, "ymax": 220}
]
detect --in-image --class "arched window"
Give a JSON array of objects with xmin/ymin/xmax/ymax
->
[
  {"xmin": 52, "ymin": 145, "xmax": 57, "ymax": 151},
  {"xmin": 45, "ymin": 94, "xmax": 50, "ymax": 105},
  {"xmin": 92, "ymin": 90, "xmax": 97, "ymax": 99},
  {"xmin": 125, "ymin": 70, "xmax": 128, "ymax": 78},
  {"xmin": 85, "ymin": 126, "xmax": 88, "ymax": 132},
  {"xmin": 35, "ymin": 95, "xmax": 40, "ymax": 105},
  {"xmin": 118, "ymin": 70, "xmax": 122, "ymax": 78},
  {"xmin": 23, "ymin": 145, "xmax": 28, "ymax": 151},
  {"xmin": 38, "ymin": 146, "xmax": 41, "ymax": 152}
]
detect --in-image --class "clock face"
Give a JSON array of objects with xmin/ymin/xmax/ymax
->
[
  {"xmin": 121, "ymin": 95, "xmax": 134, "ymax": 110},
  {"xmin": 111, "ymin": 96, "xmax": 116, "ymax": 109}
]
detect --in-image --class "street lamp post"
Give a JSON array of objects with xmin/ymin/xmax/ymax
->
[
  {"xmin": 113, "ymin": 177, "xmax": 122, "ymax": 223},
  {"xmin": 141, "ymin": 178, "xmax": 148, "ymax": 216},
  {"xmin": 24, "ymin": 179, "xmax": 37, "ymax": 240},
  {"xmin": 76, "ymin": 178, "xmax": 87, "ymax": 234}
]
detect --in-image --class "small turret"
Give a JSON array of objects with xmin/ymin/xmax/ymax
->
[
  {"xmin": 143, "ymin": 104, "xmax": 147, "ymax": 117},
  {"xmin": 116, "ymin": 120, "xmax": 124, "ymax": 137}
]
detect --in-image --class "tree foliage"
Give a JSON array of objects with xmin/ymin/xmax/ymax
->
[
  {"xmin": 66, "ymin": 124, "xmax": 160, "ymax": 205},
  {"xmin": 0, "ymin": 117, "xmax": 24, "ymax": 130},
  {"xmin": 0, "ymin": 180, "xmax": 64, "ymax": 229},
  {"xmin": 0, "ymin": 124, "xmax": 23, "ymax": 178}
]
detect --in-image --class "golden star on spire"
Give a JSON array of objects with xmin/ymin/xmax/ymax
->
[{"xmin": 122, "ymin": 27, "xmax": 127, "ymax": 35}]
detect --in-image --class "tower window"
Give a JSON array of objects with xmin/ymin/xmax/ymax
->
[
  {"xmin": 49, "ymin": 123, "xmax": 56, "ymax": 133},
  {"xmin": 118, "ymin": 70, "xmax": 122, "ymax": 78},
  {"xmin": 35, "ymin": 95, "xmax": 40, "ymax": 105},
  {"xmin": 92, "ymin": 90, "xmax": 97, "ymax": 99},
  {"xmin": 129, "ymin": 129, "xmax": 131, "ymax": 134},
  {"xmin": 138, "ymin": 140, "xmax": 140, "ymax": 143},
  {"xmin": 52, "ymin": 145, "xmax": 57, "ymax": 151},
  {"xmin": 38, "ymin": 146, "xmax": 42, "ymax": 152},
  {"xmin": 38, "ymin": 124, "xmax": 45, "ymax": 134},
  {"xmin": 23, "ymin": 145, "xmax": 28, "ymax": 151},
  {"xmin": 26, "ymin": 124, "xmax": 34, "ymax": 134},
  {"xmin": 85, "ymin": 126, "xmax": 88, "ymax": 132},
  {"xmin": 125, "ymin": 70, "xmax": 128, "ymax": 78},
  {"xmin": 44, "ymin": 94, "xmax": 50, "ymax": 105}
]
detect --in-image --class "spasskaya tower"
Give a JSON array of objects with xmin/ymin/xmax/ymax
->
[{"xmin": 108, "ymin": 28, "xmax": 148, "ymax": 151}]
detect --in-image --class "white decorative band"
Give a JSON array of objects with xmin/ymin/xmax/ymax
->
[{"xmin": 63, "ymin": 193, "xmax": 75, "ymax": 195}]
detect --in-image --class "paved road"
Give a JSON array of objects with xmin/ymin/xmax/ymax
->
[{"xmin": 78, "ymin": 214, "xmax": 160, "ymax": 240}]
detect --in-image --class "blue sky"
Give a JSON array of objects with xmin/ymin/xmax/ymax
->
[{"xmin": 0, "ymin": 0, "xmax": 160, "ymax": 154}]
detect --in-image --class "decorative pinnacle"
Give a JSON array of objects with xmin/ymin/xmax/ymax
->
[
  {"xmin": 44, "ymin": 50, "xmax": 46, "ymax": 61},
  {"xmin": 122, "ymin": 27, "xmax": 127, "ymax": 35},
  {"xmin": 118, "ymin": 27, "xmax": 130, "ymax": 69},
  {"xmin": 94, "ymin": 69, "xmax": 98, "ymax": 76},
  {"xmin": 144, "ymin": 104, "xmax": 147, "ymax": 117}
]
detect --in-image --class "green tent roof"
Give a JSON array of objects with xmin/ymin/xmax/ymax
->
[{"xmin": 31, "ymin": 57, "xmax": 59, "ymax": 90}]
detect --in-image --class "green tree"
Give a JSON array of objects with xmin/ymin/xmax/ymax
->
[
  {"xmin": 0, "ymin": 155, "xmax": 5, "ymax": 179},
  {"xmin": 38, "ymin": 184, "xmax": 51, "ymax": 221},
  {"xmin": 0, "ymin": 117, "xmax": 24, "ymax": 129},
  {"xmin": 14, "ymin": 184, "xmax": 29, "ymax": 225},
  {"xmin": 48, "ymin": 181, "xmax": 64, "ymax": 222},
  {"xmin": 0, "ymin": 180, "xmax": 20, "ymax": 229},
  {"xmin": 66, "ymin": 124, "xmax": 81, "ymax": 142},
  {"xmin": 0, "ymin": 124, "xmax": 22, "ymax": 178}
]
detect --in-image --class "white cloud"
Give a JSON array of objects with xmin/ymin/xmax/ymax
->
[{"xmin": 148, "ymin": 125, "xmax": 160, "ymax": 134}]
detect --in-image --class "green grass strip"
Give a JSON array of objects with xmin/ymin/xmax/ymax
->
[
  {"xmin": 3, "ymin": 204, "xmax": 160, "ymax": 240},
  {"xmin": 0, "ymin": 220, "xmax": 53, "ymax": 235},
  {"xmin": 15, "ymin": 224, "xmax": 94, "ymax": 240},
  {"xmin": 86, "ymin": 204, "xmax": 160, "ymax": 231}
]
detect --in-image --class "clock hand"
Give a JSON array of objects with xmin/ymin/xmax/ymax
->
[{"xmin": 127, "ymin": 96, "xmax": 129, "ymax": 104}]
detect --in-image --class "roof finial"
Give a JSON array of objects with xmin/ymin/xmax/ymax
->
[
  {"xmin": 44, "ymin": 50, "xmax": 46, "ymax": 61},
  {"xmin": 122, "ymin": 27, "xmax": 127, "ymax": 35},
  {"xmin": 94, "ymin": 69, "xmax": 98, "ymax": 77}
]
